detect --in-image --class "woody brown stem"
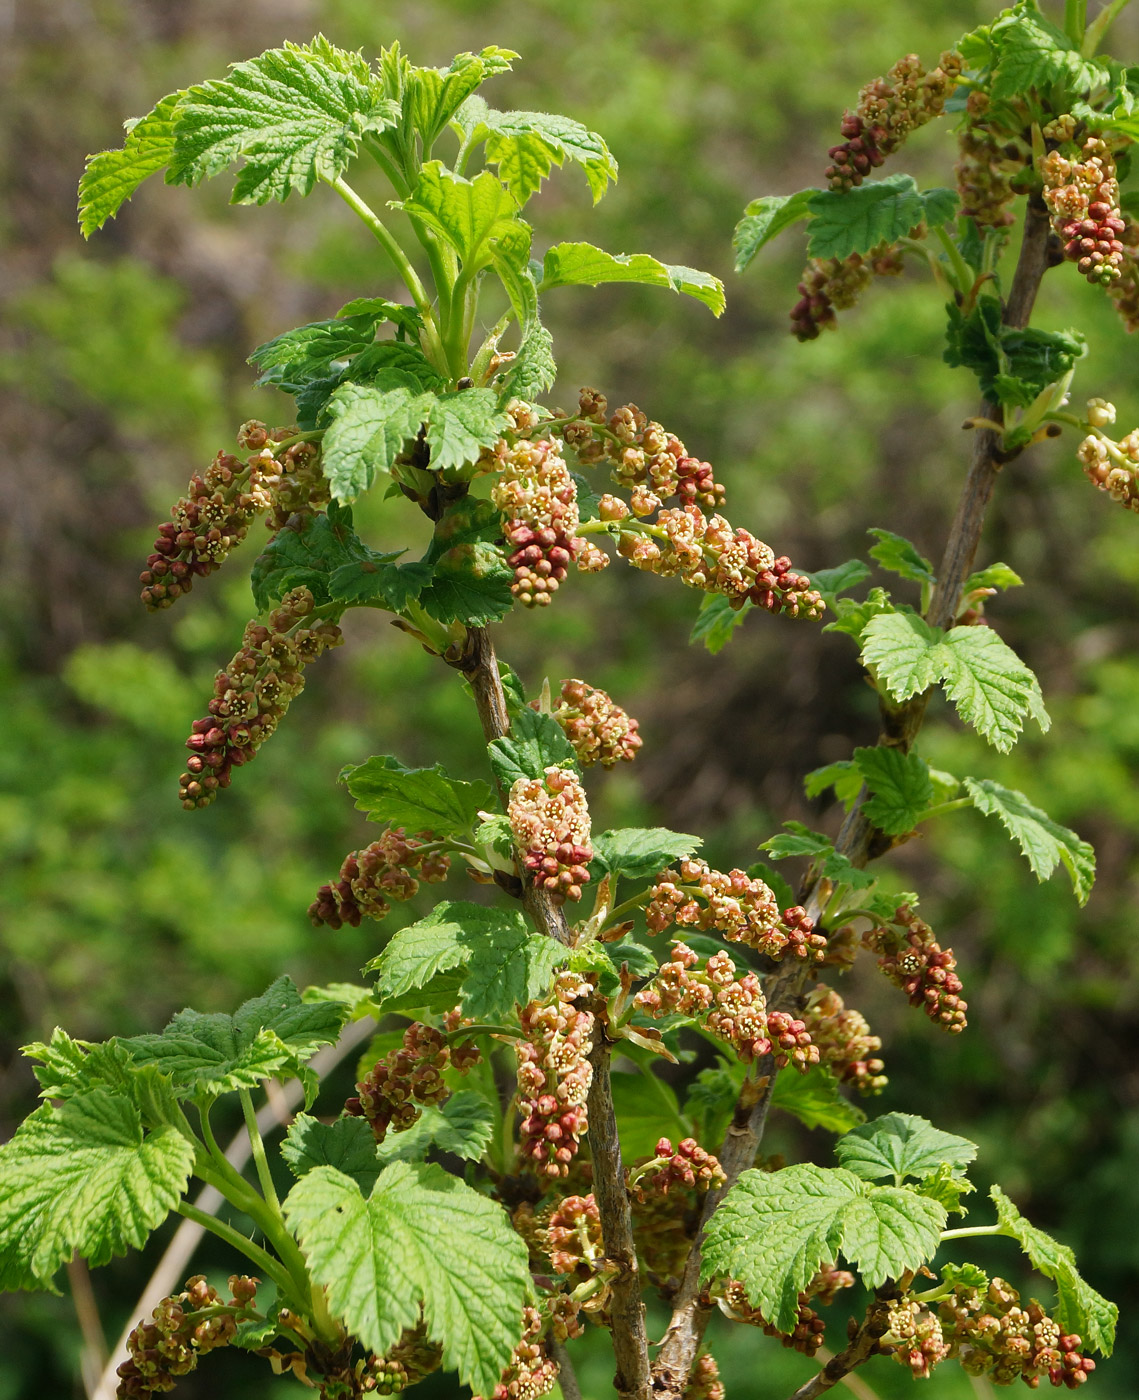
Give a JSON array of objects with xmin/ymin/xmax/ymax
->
[
  {"xmin": 649, "ymin": 197, "xmax": 1056, "ymax": 1400},
  {"xmin": 784, "ymin": 1296, "xmax": 895, "ymax": 1400}
]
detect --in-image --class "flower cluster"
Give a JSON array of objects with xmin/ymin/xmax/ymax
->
[
  {"xmin": 864, "ymin": 904, "xmax": 967, "ymax": 1032},
  {"xmin": 635, "ymin": 943, "xmax": 819, "ymax": 1069},
  {"xmin": 1076, "ymin": 406, "xmax": 1139, "ymax": 512},
  {"xmin": 545, "ymin": 1193, "xmax": 604, "ymax": 1278},
  {"xmin": 492, "ymin": 1306, "xmax": 559, "ymax": 1400},
  {"xmin": 628, "ymin": 1138, "xmax": 726, "ymax": 1284},
  {"xmin": 139, "ymin": 424, "xmax": 329, "ymax": 611},
  {"xmin": 308, "ymin": 829, "xmax": 450, "ymax": 927},
  {"xmin": 541, "ymin": 678, "xmax": 643, "ymax": 768},
  {"xmin": 366, "ymin": 1322, "xmax": 445, "ymax": 1394},
  {"xmin": 790, "ymin": 243, "xmax": 905, "ymax": 341},
  {"xmin": 516, "ymin": 973, "xmax": 595, "ymax": 1177},
  {"xmin": 891, "ymin": 1277, "xmax": 1100, "ymax": 1387},
  {"xmin": 116, "ymin": 1275, "xmax": 257, "ymax": 1398},
  {"xmin": 645, "ymin": 859, "xmax": 826, "ymax": 962},
  {"xmin": 803, "ymin": 984, "xmax": 887, "ymax": 1094},
  {"xmin": 884, "ymin": 1298, "xmax": 952, "ymax": 1380},
  {"xmin": 633, "ymin": 1136, "xmax": 726, "ymax": 1198},
  {"xmin": 683, "ymin": 1353, "xmax": 725, "ymax": 1400},
  {"xmin": 561, "ymin": 392, "xmax": 725, "ymax": 513},
  {"xmin": 825, "ymin": 51, "xmax": 961, "ymax": 190},
  {"xmin": 1041, "ymin": 138, "xmax": 1127, "ymax": 286},
  {"xmin": 347, "ymin": 1022, "xmax": 459, "ymax": 1144},
  {"xmin": 956, "ymin": 101, "xmax": 1024, "ymax": 230},
  {"xmin": 508, "ymin": 766, "xmax": 593, "ymax": 904},
  {"xmin": 616, "ymin": 505, "xmax": 824, "ymax": 620},
  {"xmin": 490, "ymin": 432, "xmax": 607, "ymax": 607},
  {"xmin": 715, "ymin": 1265, "xmax": 854, "ymax": 1360},
  {"xmin": 179, "ymin": 588, "xmax": 342, "ymax": 809}
]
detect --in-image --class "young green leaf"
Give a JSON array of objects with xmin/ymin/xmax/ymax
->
[
  {"xmin": 344, "ymin": 755, "xmax": 493, "ymax": 837},
  {"xmin": 591, "ymin": 828, "xmax": 703, "ymax": 882},
  {"xmin": 806, "ymin": 175, "xmax": 958, "ymax": 261},
  {"xmin": 853, "ymin": 746, "xmax": 935, "ymax": 836},
  {"xmin": 169, "ymin": 39, "xmax": 400, "ymax": 204},
  {"xmin": 251, "ymin": 503, "xmax": 401, "ymax": 610},
  {"xmin": 609, "ymin": 1071, "xmax": 690, "ymax": 1161},
  {"xmin": 760, "ymin": 821, "xmax": 833, "ymax": 861},
  {"xmin": 700, "ymin": 1164, "xmax": 945, "ymax": 1332},
  {"xmin": 987, "ymin": 5, "xmax": 1111, "ymax": 100},
  {"xmin": 824, "ymin": 587, "xmax": 895, "ymax": 643},
  {"xmin": 938, "ymin": 626, "xmax": 1049, "ymax": 754},
  {"xmin": 498, "ymin": 316, "xmax": 557, "ymax": 399},
  {"xmin": 284, "ymin": 1161, "xmax": 531, "ymax": 1395},
  {"xmin": 301, "ymin": 982, "xmax": 382, "ymax": 1021},
  {"xmin": 803, "ymin": 761, "xmax": 863, "ymax": 809},
  {"xmin": 417, "ymin": 543, "xmax": 515, "ymax": 627},
  {"xmin": 684, "ymin": 1062, "xmax": 742, "ymax": 1146},
  {"xmin": 477, "ymin": 108, "xmax": 618, "ymax": 205},
  {"xmin": 374, "ymin": 1091, "xmax": 496, "ymax": 1165},
  {"xmin": 281, "ymin": 1113, "xmax": 382, "ymax": 1193},
  {"xmin": 487, "ymin": 707, "xmax": 578, "ymax": 788},
  {"xmin": 249, "ymin": 313, "xmax": 381, "ymax": 378},
  {"xmin": 962, "ymin": 562, "xmax": 1024, "ymax": 595},
  {"xmin": 771, "ymin": 1066, "xmax": 866, "ymax": 1134},
  {"xmin": 945, "ymin": 299, "xmax": 1087, "ymax": 407},
  {"xmin": 805, "ymin": 558, "xmax": 872, "ymax": 603},
  {"xmin": 732, "ymin": 189, "xmax": 818, "ymax": 271},
  {"xmin": 690, "ymin": 593, "xmax": 752, "ymax": 654},
  {"xmin": 402, "ymin": 46, "xmax": 518, "ymax": 150},
  {"xmin": 366, "ymin": 900, "xmax": 564, "ymax": 1020},
  {"xmin": 540, "ymin": 242, "xmax": 726, "ymax": 316},
  {"xmin": 398, "ymin": 162, "xmax": 522, "ymax": 270},
  {"xmin": 963, "ymin": 777, "xmax": 1095, "ymax": 904},
  {"xmin": 0, "ymin": 1090, "xmax": 194, "ymax": 1290},
  {"xmin": 321, "ymin": 382, "xmax": 431, "ymax": 501},
  {"xmin": 422, "ymin": 389, "xmax": 512, "ymax": 472},
  {"xmin": 860, "ymin": 612, "xmax": 944, "ymax": 700},
  {"xmin": 119, "ymin": 976, "xmax": 347, "ymax": 1099},
  {"xmin": 989, "ymin": 1186, "xmax": 1117, "ymax": 1354},
  {"xmin": 914, "ymin": 1163, "xmax": 975, "ymax": 1216},
  {"xmin": 836, "ymin": 1112, "xmax": 978, "ymax": 1185},
  {"xmin": 79, "ymin": 93, "xmax": 181, "ymax": 237},
  {"xmin": 867, "ymin": 528, "xmax": 936, "ymax": 587}
]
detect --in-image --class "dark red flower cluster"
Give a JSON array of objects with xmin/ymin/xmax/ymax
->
[
  {"xmin": 116, "ymin": 1275, "xmax": 257, "ymax": 1398},
  {"xmin": 541, "ymin": 678, "xmax": 643, "ymax": 768},
  {"xmin": 825, "ymin": 51, "xmax": 961, "ymax": 190},
  {"xmin": 508, "ymin": 766, "xmax": 593, "ymax": 904},
  {"xmin": 516, "ymin": 974, "xmax": 595, "ymax": 1178},
  {"xmin": 716, "ymin": 1264, "xmax": 854, "ymax": 1359},
  {"xmin": 545, "ymin": 1193, "xmax": 603, "ymax": 1278},
  {"xmin": 864, "ymin": 904, "xmax": 967, "ymax": 1032},
  {"xmin": 645, "ymin": 859, "xmax": 826, "ymax": 962},
  {"xmin": 139, "ymin": 423, "xmax": 329, "ymax": 611},
  {"xmin": 179, "ymin": 587, "xmax": 342, "ymax": 809},
  {"xmin": 492, "ymin": 1306, "xmax": 558, "ymax": 1400},
  {"xmin": 308, "ymin": 828, "xmax": 450, "ymax": 927},
  {"xmin": 790, "ymin": 243, "xmax": 905, "ymax": 341},
  {"xmin": 1042, "ymin": 139, "xmax": 1127, "ymax": 286},
  {"xmin": 803, "ymin": 984, "xmax": 887, "ymax": 1094},
  {"xmin": 929, "ymin": 1277, "xmax": 1096, "ymax": 1387},
  {"xmin": 635, "ymin": 942, "xmax": 819, "ymax": 1070},
  {"xmin": 347, "ymin": 1022, "xmax": 457, "ymax": 1144},
  {"xmin": 633, "ymin": 1136, "xmax": 726, "ymax": 1198},
  {"xmin": 627, "ymin": 1137, "xmax": 726, "ymax": 1284}
]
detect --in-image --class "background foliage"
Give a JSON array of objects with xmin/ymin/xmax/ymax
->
[{"xmin": 1, "ymin": 0, "xmax": 1137, "ymax": 1395}]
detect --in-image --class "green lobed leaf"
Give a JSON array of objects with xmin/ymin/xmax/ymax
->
[
  {"xmin": 988, "ymin": 5, "xmax": 1112, "ymax": 100},
  {"xmin": 398, "ymin": 162, "xmax": 523, "ymax": 270},
  {"xmin": 805, "ymin": 558, "xmax": 872, "ymax": 602},
  {"xmin": 418, "ymin": 543, "xmax": 515, "ymax": 627},
  {"xmin": 498, "ymin": 316, "xmax": 557, "ymax": 400},
  {"xmin": 867, "ymin": 528, "xmax": 936, "ymax": 587},
  {"xmin": 806, "ymin": 175, "xmax": 958, "ymax": 261},
  {"xmin": 477, "ymin": 107, "xmax": 618, "ymax": 205},
  {"xmin": 990, "ymin": 1186, "xmax": 1117, "ymax": 1354},
  {"xmin": 169, "ymin": 38, "xmax": 400, "ymax": 204},
  {"xmin": 335, "ymin": 295, "xmax": 424, "ymax": 337},
  {"xmin": 405, "ymin": 47, "xmax": 518, "ymax": 149},
  {"xmin": 251, "ymin": 503, "xmax": 401, "ymax": 611},
  {"xmin": 321, "ymin": 381, "xmax": 432, "ymax": 501},
  {"xmin": 733, "ymin": 189, "xmax": 818, "ymax": 271},
  {"xmin": 760, "ymin": 821, "xmax": 833, "ymax": 861},
  {"xmin": 701, "ymin": 1164, "xmax": 945, "ymax": 1332},
  {"xmin": 963, "ymin": 777, "xmax": 1095, "ymax": 904},
  {"xmin": 119, "ymin": 978, "xmax": 347, "ymax": 1100},
  {"xmin": 284, "ymin": 1162, "xmax": 531, "ymax": 1395},
  {"xmin": 941, "ymin": 1260, "xmax": 989, "ymax": 1290},
  {"xmin": 938, "ymin": 626, "xmax": 1050, "ymax": 754},
  {"xmin": 540, "ymin": 242, "xmax": 726, "ymax": 316},
  {"xmin": 803, "ymin": 761, "xmax": 863, "ymax": 810},
  {"xmin": 422, "ymin": 389, "xmax": 512, "ymax": 473},
  {"xmin": 591, "ymin": 827, "xmax": 703, "ymax": 882},
  {"xmin": 281, "ymin": 1113, "xmax": 382, "ymax": 1193},
  {"xmin": 690, "ymin": 593, "xmax": 753, "ymax": 654},
  {"xmin": 344, "ymin": 755, "xmax": 493, "ymax": 838},
  {"xmin": 301, "ymin": 982, "xmax": 382, "ymax": 1021},
  {"xmin": 79, "ymin": 93, "xmax": 181, "ymax": 237},
  {"xmin": 487, "ymin": 707, "xmax": 578, "ymax": 788},
  {"xmin": 365, "ymin": 900, "xmax": 564, "ymax": 1020},
  {"xmin": 853, "ymin": 746, "xmax": 934, "ymax": 836},
  {"xmin": 824, "ymin": 587, "xmax": 896, "ymax": 643},
  {"xmin": 836, "ymin": 1113, "xmax": 978, "ymax": 1185},
  {"xmin": 771, "ymin": 1066, "xmax": 866, "ymax": 1134},
  {"xmin": 860, "ymin": 612, "xmax": 944, "ymax": 700},
  {"xmin": 915, "ymin": 1164, "xmax": 975, "ymax": 1216},
  {"xmin": 249, "ymin": 313, "xmax": 380, "ymax": 377},
  {"xmin": 375, "ymin": 1091, "xmax": 496, "ymax": 1165},
  {"xmin": 0, "ymin": 1091, "xmax": 194, "ymax": 1289},
  {"xmin": 945, "ymin": 299, "xmax": 1087, "ymax": 407}
]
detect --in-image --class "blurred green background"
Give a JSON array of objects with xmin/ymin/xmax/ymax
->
[{"xmin": 2, "ymin": 0, "xmax": 1138, "ymax": 1395}]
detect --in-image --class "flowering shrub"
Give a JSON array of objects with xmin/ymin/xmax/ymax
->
[{"xmin": 0, "ymin": 6, "xmax": 1130, "ymax": 1397}]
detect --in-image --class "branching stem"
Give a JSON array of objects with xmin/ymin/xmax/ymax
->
[{"xmin": 175, "ymin": 1201, "xmax": 296, "ymax": 1302}]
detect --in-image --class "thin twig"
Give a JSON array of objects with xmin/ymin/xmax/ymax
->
[
  {"xmin": 67, "ymin": 1254, "xmax": 108, "ymax": 1399},
  {"xmin": 91, "ymin": 1017, "xmax": 377, "ymax": 1400},
  {"xmin": 551, "ymin": 1336, "xmax": 584, "ymax": 1400},
  {"xmin": 649, "ymin": 198, "xmax": 1057, "ymax": 1400},
  {"xmin": 783, "ymin": 1301, "xmax": 892, "ymax": 1400}
]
